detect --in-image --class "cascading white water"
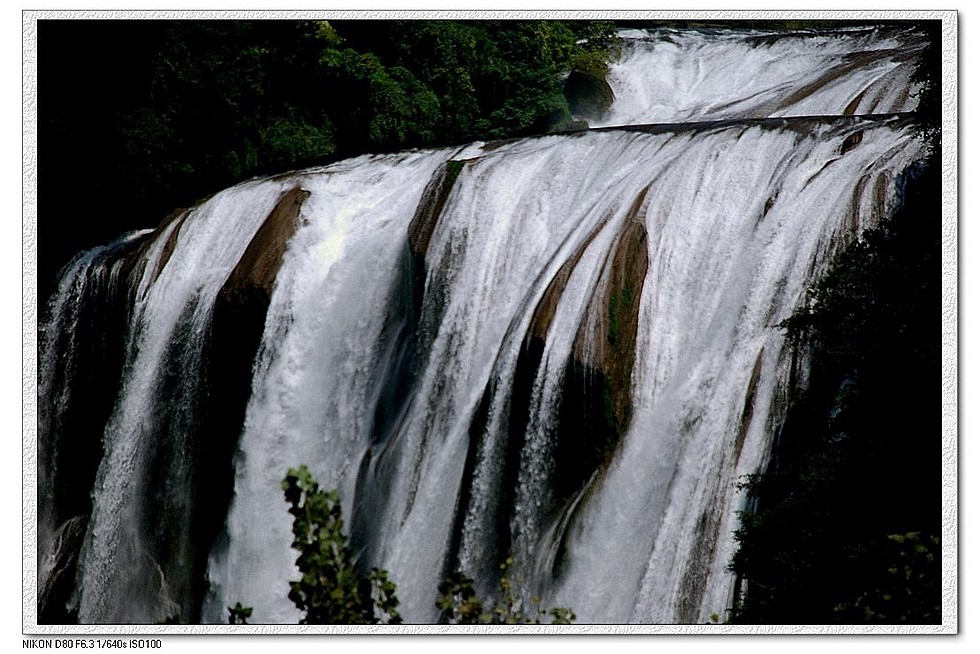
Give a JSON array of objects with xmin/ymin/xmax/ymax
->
[
  {"xmin": 546, "ymin": 121, "xmax": 920, "ymax": 623},
  {"xmin": 202, "ymin": 149, "xmax": 454, "ymax": 623},
  {"xmin": 37, "ymin": 231, "xmax": 151, "ymax": 612},
  {"xmin": 200, "ymin": 118, "xmax": 921, "ymax": 624},
  {"xmin": 37, "ymin": 26, "xmax": 928, "ymax": 624},
  {"xmin": 594, "ymin": 26, "xmax": 924, "ymax": 127},
  {"xmin": 47, "ymin": 181, "xmax": 299, "ymax": 623}
]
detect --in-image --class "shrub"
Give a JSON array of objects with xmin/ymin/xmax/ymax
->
[{"xmin": 281, "ymin": 466, "xmax": 402, "ymax": 624}]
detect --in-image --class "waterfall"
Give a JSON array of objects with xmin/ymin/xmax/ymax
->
[
  {"xmin": 595, "ymin": 25, "xmax": 924, "ymax": 126},
  {"xmin": 36, "ymin": 26, "xmax": 928, "ymax": 624}
]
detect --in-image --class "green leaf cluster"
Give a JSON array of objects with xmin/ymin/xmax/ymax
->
[
  {"xmin": 281, "ymin": 466, "xmax": 402, "ymax": 624},
  {"xmin": 227, "ymin": 602, "xmax": 252, "ymax": 625},
  {"xmin": 230, "ymin": 467, "xmax": 576, "ymax": 625},
  {"xmin": 833, "ymin": 532, "xmax": 941, "ymax": 623},
  {"xmin": 308, "ymin": 20, "xmax": 618, "ymax": 148},
  {"xmin": 436, "ymin": 558, "xmax": 575, "ymax": 625}
]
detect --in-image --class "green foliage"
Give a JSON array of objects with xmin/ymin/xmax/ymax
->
[
  {"xmin": 909, "ymin": 21, "xmax": 941, "ymax": 153},
  {"xmin": 227, "ymin": 602, "xmax": 252, "ymax": 625},
  {"xmin": 833, "ymin": 532, "xmax": 941, "ymax": 623},
  {"xmin": 729, "ymin": 127, "xmax": 941, "ymax": 623},
  {"xmin": 278, "ymin": 468, "xmax": 573, "ymax": 625},
  {"xmin": 282, "ymin": 466, "xmax": 402, "ymax": 624},
  {"xmin": 258, "ymin": 114, "xmax": 336, "ymax": 175},
  {"xmin": 730, "ymin": 25, "xmax": 941, "ymax": 620},
  {"xmin": 436, "ymin": 571, "xmax": 485, "ymax": 624},
  {"xmin": 231, "ymin": 469, "xmax": 577, "ymax": 625},
  {"xmin": 38, "ymin": 19, "xmax": 619, "ymax": 296},
  {"xmin": 124, "ymin": 21, "xmax": 338, "ymax": 194},
  {"xmin": 327, "ymin": 20, "xmax": 618, "ymax": 146},
  {"xmin": 367, "ymin": 568, "xmax": 403, "ymax": 625},
  {"xmin": 436, "ymin": 557, "xmax": 575, "ymax": 625}
]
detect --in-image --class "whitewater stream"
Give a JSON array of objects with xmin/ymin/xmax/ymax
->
[{"xmin": 37, "ymin": 25, "xmax": 928, "ymax": 624}]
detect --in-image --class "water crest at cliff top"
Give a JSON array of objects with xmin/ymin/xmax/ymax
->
[
  {"xmin": 593, "ymin": 26, "xmax": 923, "ymax": 126},
  {"xmin": 37, "ymin": 26, "xmax": 928, "ymax": 624}
]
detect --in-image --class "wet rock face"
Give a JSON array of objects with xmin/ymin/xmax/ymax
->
[
  {"xmin": 189, "ymin": 186, "xmax": 308, "ymax": 616},
  {"xmin": 207, "ymin": 186, "xmax": 309, "ymax": 466},
  {"xmin": 558, "ymin": 216, "xmax": 649, "ymax": 498},
  {"xmin": 542, "ymin": 112, "xmax": 591, "ymax": 134},
  {"xmin": 518, "ymin": 210, "xmax": 650, "ymax": 503},
  {"xmin": 590, "ymin": 216, "xmax": 649, "ymax": 432},
  {"xmin": 563, "ymin": 70, "xmax": 616, "ymax": 122},
  {"xmin": 409, "ymin": 161, "xmax": 464, "ymax": 275},
  {"xmin": 38, "ymin": 516, "xmax": 88, "ymax": 623},
  {"xmin": 220, "ymin": 186, "xmax": 309, "ymax": 301},
  {"xmin": 207, "ymin": 184, "xmax": 308, "ymax": 444}
]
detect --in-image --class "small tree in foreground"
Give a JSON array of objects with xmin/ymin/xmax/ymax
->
[
  {"xmin": 229, "ymin": 467, "xmax": 576, "ymax": 625},
  {"xmin": 227, "ymin": 602, "xmax": 252, "ymax": 625},
  {"xmin": 282, "ymin": 465, "xmax": 402, "ymax": 624},
  {"xmin": 437, "ymin": 558, "xmax": 575, "ymax": 625}
]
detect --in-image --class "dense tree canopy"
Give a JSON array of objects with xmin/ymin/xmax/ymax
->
[{"xmin": 728, "ymin": 156, "xmax": 941, "ymax": 624}]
